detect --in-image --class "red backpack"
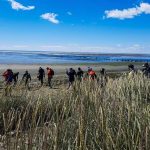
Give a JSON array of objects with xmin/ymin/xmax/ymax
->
[{"xmin": 51, "ymin": 69, "xmax": 54, "ymax": 76}]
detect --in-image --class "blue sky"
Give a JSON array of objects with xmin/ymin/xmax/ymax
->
[{"xmin": 0, "ymin": 0, "xmax": 150, "ymax": 53}]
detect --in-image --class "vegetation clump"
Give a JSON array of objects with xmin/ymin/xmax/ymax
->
[{"xmin": 0, "ymin": 73, "xmax": 150, "ymax": 149}]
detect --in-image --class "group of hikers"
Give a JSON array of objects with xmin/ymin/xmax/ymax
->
[
  {"xmin": 128, "ymin": 62, "xmax": 150, "ymax": 77},
  {"xmin": 1, "ymin": 62, "xmax": 150, "ymax": 90},
  {"xmin": 66, "ymin": 67, "xmax": 100, "ymax": 88},
  {"xmin": 1, "ymin": 66, "xmax": 105, "ymax": 89},
  {"xmin": 2, "ymin": 67, "xmax": 55, "ymax": 88}
]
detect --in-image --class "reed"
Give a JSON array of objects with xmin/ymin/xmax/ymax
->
[{"xmin": 0, "ymin": 72, "xmax": 150, "ymax": 149}]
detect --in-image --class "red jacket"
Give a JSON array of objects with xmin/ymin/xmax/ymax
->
[
  {"xmin": 47, "ymin": 68, "xmax": 54, "ymax": 77},
  {"xmin": 3, "ymin": 70, "xmax": 13, "ymax": 82},
  {"xmin": 3, "ymin": 71, "xmax": 9, "ymax": 81},
  {"xmin": 88, "ymin": 70, "xmax": 96, "ymax": 80}
]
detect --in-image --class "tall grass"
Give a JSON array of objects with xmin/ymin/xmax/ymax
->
[{"xmin": 0, "ymin": 72, "xmax": 150, "ymax": 149}]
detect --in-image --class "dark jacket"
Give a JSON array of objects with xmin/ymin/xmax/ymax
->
[
  {"xmin": 22, "ymin": 72, "xmax": 31, "ymax": 81},
  {"xmin": 38, "ymin": 68, "xmax": 45, "ymax": 78},
  {"xmin": 66, "ymin": 69, "xmax": 76, "ymax": 82},
  {"xmin": 77, "ymin": 70, "xmax": 84, "ymax": 78}
]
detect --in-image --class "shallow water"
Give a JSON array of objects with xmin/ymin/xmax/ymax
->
[{"xmin": 0, "ymin": 50, "xmax": 150, "ymax": 64}]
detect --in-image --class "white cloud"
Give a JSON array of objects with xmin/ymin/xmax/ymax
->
[
  {"xmin": 139, "ymin": 3, "xmax": 150, "ymax": 14},
  {"xmin": 105, "ymin": 3, "xmax": 150, "ymax": 19},
  {"xmin": 40, "ymin": 13, "xmax": 60, "ymax": 24},
  {"xmin": 67, "ymin": 12, "xmax": 72, "ymax": 15},
  {"xmin": 8, "ymin": 0, "xmax": 35, "ymax": 11}
]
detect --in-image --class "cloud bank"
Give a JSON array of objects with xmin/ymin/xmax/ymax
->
[
  {"xmin": 40, "ymin": 13, "xmax": 60, "ymax": 24},
  {"xmin": 8, "ymin": 0, "xmax": 35, "ymax": 11},
  {"xmin": 105, "ymin": 3, "xmax": 150, "ymax": 19}
]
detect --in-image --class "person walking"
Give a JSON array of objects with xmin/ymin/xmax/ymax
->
[
  {"xmin": 46, "ymin": 67, "xmax": 54, "ymax": 88},
  {"xmin": 3, "ymin": 69, "xmax": 14, "ymax": 85},
  {"xmin": 66, "ymin": 68, "xmax": 76, "ymax": 89},
  {"xmin": 38, "ymin": 67, "xmax": 45, "ymax": 86},
  {"xmin": 128, "ymin": 64, "xmax": 136, "ymax": 78},
  {"xmin": 22, "ymin": 70, "xmax": 31, "ymax": 89},
  {"xmin": 88, "ymin": 68, "xmax": 97, "ymax": 80},
  {"xmin": 100, "ymin": 68, "xmax": 106, "ymax": 77},
  {"xmin": 142, "ymin": 63, "xmax": 150, "ymax": 78},
  {"xmin": 13, "ymin": 72, "xmax": 19, "ymax": 86},
  {"xmin": 99, "ymin": 68, "xmax": 107, "ymax": 87},
  {"xmin": 2, "ymin": 69, "xmax": 14, "ymax": 96},
  {"xmin": 76, "ymin": 67, "xmax": 84, "ymax": 81}
]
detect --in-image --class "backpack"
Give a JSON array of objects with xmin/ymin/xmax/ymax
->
[
  {"xmin": 51, "ymin": 69, "xmax": 54, "ymax": 76},
  {"xmin": 89, "ymin": 70, "xmax": 96, "ymax": 80}
]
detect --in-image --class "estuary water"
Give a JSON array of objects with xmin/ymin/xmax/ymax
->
[{"xmin": 0, "ymin": 50, "xmax": 150, "ymax": 64}]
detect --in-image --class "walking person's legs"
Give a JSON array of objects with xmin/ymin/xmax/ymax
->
[
  {"xmin": 14, "ymin": 78, "xmax": 17, "ymax": 86},
  {"xmin": 39, "ymin": 76, "xmax": 44, "ymax": 86},
  {"xmin": 4, "ymin": 82, "xmax": 12, "ymax": 96},
  {"xmin": 67, "ymin": 80, "xmax": 74, "ymax": 89},
  {"xmin": 67, "ymin": 82, "xmax": 71, "ymax": 89},
  {"xmin": 41, "ymin": 77, "xmax": 44, "ymax": 86},
  {"xmin": 48, "ymin": 77, "xmax": 52, "ymax": 88},
  {"xmin": 25, "ymin": 79, "xmax": 30, "ymax": 90},
  {"xmin": 4, "ymin": 85, "xmax": 9, "ymax": 96},
  {"xmin": 25, "ymin": 79, "xmax": 28, "ymax": 87}
]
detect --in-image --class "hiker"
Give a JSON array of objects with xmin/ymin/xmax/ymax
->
[
  {"xmin": 2, "ymin": 69, "xmax": 14, "ymax": 85},
  {"xmin": 22, "ymin": 70, "xmax": 31, "ymax": 88},
  {"xmin": 38, "ymin": 67, "xmax": 45, "ymax": 86},
  {"xmin": 99, "ymin": 68, "xmax": 107, "ymax": 87},
  {"xmin": 100, "ymin": 68, "xmax": 106, "ymax": 76},
  {"xmin": 13, "ymin": 72, "xmax": 19, "ymax": 86},
  {"xmin": 46, "ymin": 67, "xmax": 54, "ymax": 88},
  {"xmin": 88, "ymin": 68, "xmax": 97, "ymax": 80},
  {"xmin": 2, "ymin": 69, "xmax": 13, "ymax": 96},
  {"xmin": 128, "ymin": 64, "xmax": 135, "ymax": 71},
  {"xmin": 82, "ymin": 67, "xmax": 91, "ymax": 80},
  {"xmin": 66, "ymin": 68, "xmax": 77, "ymax": 89},
  {"xmin": 87, "ymin": 67, "xmax": 92, "ymax": 74},
  {"xmin": 142, "ymin": 63, "xmax": 150, "ymax": 78},
  {"xmin": 76, "ymin": 67, "xmax": 84, "ymax": 81},
  {"xmin": 128, "ymin": 64, "xmax": 136, "ymax": 78}
]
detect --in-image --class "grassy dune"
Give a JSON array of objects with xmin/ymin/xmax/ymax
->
[{"xmin": 0, "ymin": 72, "xmax": 150, "ymax": 149}]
